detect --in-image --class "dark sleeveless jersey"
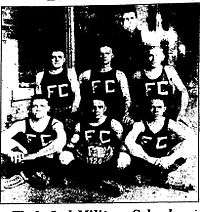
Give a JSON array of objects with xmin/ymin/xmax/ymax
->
[
  {"xmin": 132, "ymin": 67, "xmax": 178, "ymax": 120},
  {"xmin": 76, "ymin": 117, "xmax": 121, "ymax": 166},
  {"xmin": 82, "ymin": 69, "xmax": 124, "ymax": 119},
  {"xmin": 136, "ymin": 119, "xmax": 180, "ymax": 158},
  {"xmin": 40, "ymin": 68, "xmax": 74, "ymax": 108},
  {"xmin": 12, "ymin": 118, "xmax": 57, "ymax": 154},
  {"xmin": 134, "ymin": 67, "xmax": 174, "ymax": 102},
  {"xmin": 143, "ymin": 67, "xmax": 174, "ymax": 99}
]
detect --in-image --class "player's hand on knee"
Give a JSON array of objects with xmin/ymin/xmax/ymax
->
[
  {"xmin": 122, "ymin": 114, "xmax": 134, "ymax": 126},
  {"xmin": 9, "ymin": 151, "xmax": 25, "ymax": 164},
  {"xmin": 71, "ymin": 104, "xmax": 79, "ymax": 113},
  {"xmin": 176, "ymin": 112, "xmax": 189, "ymax": 126},
  {"xmin": 117, "ymin": 152, "xmax": 131, "ymax": 169},
  {"xmin": 59, "ymin": 151, "xmax": 75, "ymax": 165},
  {"xmin": 17, "ymin": 145, "xmax": 28, "ymax": 155},
  {"xmin": 155, "ymin": 157, "xmax": 175, "ymax": 169}
]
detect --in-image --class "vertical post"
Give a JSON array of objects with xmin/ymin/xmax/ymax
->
[
  {"xmin": 65, "ymin": 6, "xmax": 75, "ymax": 69},
  {"xmin": 1, "ymin": 7, "xmax": 19, "ymax": 130}
]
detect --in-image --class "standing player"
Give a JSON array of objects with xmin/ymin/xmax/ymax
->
[
  {"xmin": 132, "ymin": 45, "xmax": 189, "ymax": 121},
  {"xmin": 1, "ymin": 94, "xmax": 66, "ymax": 189},
  {"xmin": 36, "ymin": 48, "xmax": 81, "ymax": 136},
  {"xmin": 59, "ymin": 98, "xmax": 125, "ymax": 197},
  {"xmin": 79, "ymin": 45, "xmax": 132, "ymax": 126},
  {"xmin": 117, "ymin": 97, "xmax": 197, "ymax": 190},
  {"xmin": 114, "ymin": 8, "xmax": 144, "ymax": 73}
]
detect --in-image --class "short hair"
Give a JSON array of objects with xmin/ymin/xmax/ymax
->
[
  {"xmin": 146, "ymin": 96, "xmax": 168, "ymax": 109},
  {"xmin": 143, "ymin": 44, "xmax": 163, "ymax": 54},
  {"xmin": 98, "ymin": 41, "xmax": 113, "ymax": 51},
  {"xmin": 30, "ymin": 94, "xmax": 49, "ymax": 107},
  {"xmin": 90, "ymin": 96, "xmax": 106, "ymax": 103},
  {"xmin": 97, "ymin": 43, "xmax": 116, "ymax": 58},
  {"xmin": 121, "ymin": 5, "xmax": 137, "ymax": 18},
  {"xmin": 48, "ymin": 47, "xmax": 66, "ymax": 57},
  {"xmin": 86, "ymin": 96, "xmax": 108, "ymax": 111}
]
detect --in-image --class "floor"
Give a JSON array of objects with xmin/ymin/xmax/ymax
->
[{"xmin": 1, "ymin": 177, "xmax": 198, "ymax": 203}]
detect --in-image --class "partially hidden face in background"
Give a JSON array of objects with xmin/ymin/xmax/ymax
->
[{"xmin": 122, "ymin": 12, "xmax": 138, "ymax": 32}]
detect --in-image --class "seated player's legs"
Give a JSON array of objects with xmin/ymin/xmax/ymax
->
[
  {"xmin": 167, "ymin": 155, "xmax": 197, "ymax": 190},
  {"xmin": 1, "ymin": 153, "xmax": 21, "ymax": 178},
  {"xmin": 165, "ymin": 129, "xmax": 197, "ymax": 189},
  {"xmin": 166, "ymin": 139, "xmax": 197, "ymax": 190},
  {"xmin": 59, "ymin": 153, "xmax": 118, "ymax": 183},
  {"xmin": 119, "ymin": 151, "xmax": 196, "ymax": 191},
  {"xmin": 1, "ymin": 153, "xmax": 64, "ymax": 189},
  {"xmin": 117, "ymin": 156, "xmax": 165, "ymax": 185},
  {"xmin": 58, "ymin": 152, "xmax": 121, "ymax": 196}
]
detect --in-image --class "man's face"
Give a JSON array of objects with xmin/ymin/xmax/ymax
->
[
  {"xmin": 91, "ymin": 100, "xmax": 107, "ymax": 120},
  {"xmin": 50, "ymin": 51, "xmax": 65, "ymax": 69},
  {"xmin": 150, "ymin": 99, "xmax": 166, "ymax": 119},
  {"xmin": 122, "ymin": 12, "xmax": 137, "ymax": 32},
  {"xmin": 146, "ymin": 47, "xmax": 165, "ymax": 68},
  {"xmin": 99, "ymin": 46, "xmax": 113, "ymax": 65},
  {"xmin": 31, "ymin": 99, "xmax": 50, "ymax": 119}
]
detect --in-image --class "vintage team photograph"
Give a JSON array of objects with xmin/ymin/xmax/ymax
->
[{"xmin": 1, "ymin": 3, "xmax": 199, "ymax": 203}]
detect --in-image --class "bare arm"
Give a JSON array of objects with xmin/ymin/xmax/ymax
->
[
  {"xmin": 154, "ymin": 119, "xmax": 197, "ymax": 169},
  {"xmin": 165, "ymin": 66, "xmax": 189, "ymax": 118},
  {"xmin": 1, "ymin": 120, "xmax": 28, "ymax": 155},
  {"xmin": 111, "ymin": 119, "xmax": 123, "ymax": 140},
  {"xmin": 79, "ymin": 69, "xmax": 91, "ymax": 84},
  {"xmin": 67, "ymin": 122, "xmax": 80, "ymax": 148},
  {"xmin": 35, "ymin": 71, "xmax": 44, "ymax": 94},
  {"xmin": 1, "ymin": 120, "xmax": 29, "ymax": 163},
  {"xmin": 124, "ymin": 121, "xmax": 157, "ymax": 164},
  {"xmin": 116, "ymin": 70, "xmax": 132, "ymax": 123},
  {"xmin": 117, "ymin": 121, "xmax": 157, "ymax": 169},
  {"xmin": 110, "ymin": 118, "xmax": 131, "ymax": 169},
  {"xmin": 59, "ymin": 122, "xmax": 80, "ymax": 166},
  {"xmin": 24, "ymin": 119, "xmax": 66, "ymax": 160},
  {"xmin": 168, "ymin": 119, "xmax": 197, "ymax": 158},
  {"xmin": 68, "ymin": 68, "xmax": 81, "ymax": 113}
]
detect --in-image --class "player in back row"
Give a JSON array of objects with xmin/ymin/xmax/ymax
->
[
  {"xmin": 79, "ymin": 45, "xmax": 132, "ymax": 126},
  {"xmin": 36, "ymin": 48, "xmax": 81, "ymax": 138},
  {"xmin": 1, "ymin": 44, "xmax": 193, "ymax": 192},
  {"xmin": 132, "ymin": 45, "xmax": 189, "ymax": 122}
]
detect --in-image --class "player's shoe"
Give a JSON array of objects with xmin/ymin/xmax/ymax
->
[
  {"xmin": 26, "ymin": 170, "xmax": 51, "ymax": 189},
  {"xmin": 98, "ymin": 180, "xmax": 122, "ymax": 197},
  {"xmin": 1, "ymin": 174, "xmax": 25, "ymax": 190}
]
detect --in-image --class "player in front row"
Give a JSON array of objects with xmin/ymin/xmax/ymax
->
[
  {"xmin": 59, "ymin": 97, "xmax": 124, "ymax": 197},
  {"xmin": 117, "ymin": 97, "xmax": 197, "ymax": 190},
  {"xmin": 1, "ymin": 94, "xmax": 66, "ymax": 189}
]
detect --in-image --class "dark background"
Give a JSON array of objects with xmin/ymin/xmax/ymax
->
[{"xmin": 7, "ymin": 4, "xmax": 199, "ymax": 87}]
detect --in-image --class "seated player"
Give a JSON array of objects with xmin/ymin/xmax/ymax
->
[
  {"xmin": 117, "ymin": 97, "xmax": 197, "ymax": 190},
  {"xmin": 59, "ymin": 97, "xmax": 124, "ymax": 197},
  {"xmin": 1, "ymin": 94, "xmax": 66, "ymax": 189}
]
